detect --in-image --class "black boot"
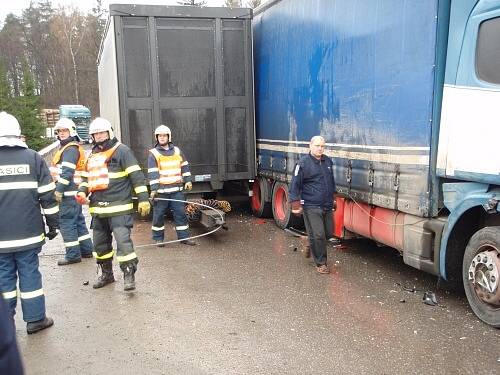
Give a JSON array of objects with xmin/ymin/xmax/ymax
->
[
  {"xmin": 93, "ymin": 260, "xmax": 115, "ymax": 289},
  {"xmin": 121, "ymin": 259, "xmax": 138, "ymax": 291},
  {"xmin": 27, "ymin": 317, "xmax": 54, "ymax": 334}
]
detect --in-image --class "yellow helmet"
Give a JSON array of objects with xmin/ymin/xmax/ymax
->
[
  {"xmin": 54, "ymin": 118, "xmax": 80, "ymax": 140},
  {"xmin": 89, "ymin": 117, "xmax": 114, "ymax": 140},
  {"xmin": 154, "ymin": 125, "xmax": 171, "ymax": 142},
  {"xmin": 0, "ymin": 112, "xmax": 21, "ymax": 137}
]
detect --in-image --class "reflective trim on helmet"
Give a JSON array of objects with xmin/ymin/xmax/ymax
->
[
  {"xmin": 20, "ymin": 288, "xmax": 44, "ymax": 299},
  {"xmin": 117, "ymin": 252, "xmax": 137, "ymax": 263},
  {"xmin": 93, "ymin": 250, "xmax": 114, "ymax": 260},
  {"xmin": 0, "ymin": 181, "xmax": 37, "ymax": 191},
  {"xmin": 37, "ymin": 181, "xmax": 56, "ymax": 193},
  {"xmin": 43, "ymin": 205, "xmax": 59, "ymax": 215}
]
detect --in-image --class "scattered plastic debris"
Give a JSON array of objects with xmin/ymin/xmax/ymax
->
[{"xmin": 423, "ymin": 291, "xmax": 438, "ymax": 306}]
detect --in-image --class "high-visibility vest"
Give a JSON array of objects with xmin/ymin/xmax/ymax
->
[
  {"xmin": 149, "ymin": 147, "xmax": 183, "ymax": 185},
  {"xmin": 50, "ymin": 142, "xmax": 87, "ymax": 185},
  {"xmin": 86, "ymin": 142, "xmax": 121, "ymax": 192}
]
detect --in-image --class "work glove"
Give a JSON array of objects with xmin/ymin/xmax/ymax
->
[
  {"xmin": 75, "ymin": 192, "xmax": 88, "ymax": 205},
  {"xmin": 184, "ymin": 182, "xmax": 193, "ymax": 191},
  {"xmin": 290, "ymin": 201, "xmax": 303, "ymax": 216},
  {"xmin": 138, "ymin": 201, "xmax": 151, "ymax": 217},
  {"xmin": 46, "ymin": 227, "xmax": 59, "ymax": 240},
  {"xmin": 150, "ymin": 191, "xmax": 157, "ymax": 201},
  {"xmin": 54, "ymin": 191, "xmax": 63, "ymax": 203}
]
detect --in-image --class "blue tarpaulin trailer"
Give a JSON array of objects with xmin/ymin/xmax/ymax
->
[{"xmin": 251, "ymin": 0, "xmax": 500, "ymax": 327}]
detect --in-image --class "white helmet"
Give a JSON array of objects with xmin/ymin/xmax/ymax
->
[
  {"xmin": 0, "ymin": 111, "xmax": 21, "ymax": 137},
  {"xmin": 154, "ymin": 125, "xmax": 171, "ymax": 142},
  {"xmin": 54, "ymin": 117, "xmax": 80, "ymax": 140},
  {"xmin": 89, "ymin": 117, "xmax": 114, "ymax": 140}
]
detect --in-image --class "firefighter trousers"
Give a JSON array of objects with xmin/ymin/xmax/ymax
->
[
  {"xmin": 90, "ymin": 214, "xmax": 138, "ymax": 266},
  {"xmin": 0, "ymin": 247, "xmax": 46, "ymax": 322},
  {"xmin": 151, "ymin": 191, "xmax": 189, "ymax": 241},
  {"xmin": 60, "ymin": 198, "xmax": 93, "ymax": 261}
]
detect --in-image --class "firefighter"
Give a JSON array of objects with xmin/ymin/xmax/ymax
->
[
  {"xmin": 148, "ymin": 125, "xmax": 196, "ymax": 247},
  {"xmin": 51, "ymin": 118, "xmax": 93, "ymax": 265},
  {"xmin": 0, "ymin": 112, "xmax": 58, "ymax": 334},
  {"xmin": 76, "ymin": 117, "xmax": 150, "ymax": 291}
]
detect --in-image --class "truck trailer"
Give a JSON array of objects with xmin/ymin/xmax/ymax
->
[
  {"xmin": 251, "ymin": 0, "xmax": 500, "ymax": 327},
  {"xmin": 97, "ymin": 4, "xmax": 255, "ymax": 193}
]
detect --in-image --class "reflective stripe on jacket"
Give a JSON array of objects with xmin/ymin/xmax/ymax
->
[
  {"xmin": 0, "ymin": 146, "xmax": 59, "ymax": 253},
  {"xmin": 50, "ymin": 142, "xmax": 86, "ymax": 186}
]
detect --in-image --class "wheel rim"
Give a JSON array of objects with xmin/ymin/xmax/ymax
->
[
  {"xmin": 251, "ymin": 181, "xmax": 261, "ymax": 212},
  {"xmin": 274, "ymin": 185, "xmax": 287, "ymax": 221},
  {"xmin": 468, "ymin": 245, "xmax": 500, "ymax": 307}
]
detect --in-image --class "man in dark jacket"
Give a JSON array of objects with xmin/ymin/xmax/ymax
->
[
  {"xmin": 289, "ymin": 136, "xmax": 335, "ymax": 274},
  {"xmin": 77, "ymin": 117, "xmax": 150, "ymax": 291},
  {"xmin": 0, "ymin": 111, "xmax": 58, "ymax": 334}
]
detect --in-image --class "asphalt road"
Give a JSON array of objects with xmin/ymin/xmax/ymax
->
[{"xmin": 14, "ymin": 204, "xmax": 500, "ymax": 374}]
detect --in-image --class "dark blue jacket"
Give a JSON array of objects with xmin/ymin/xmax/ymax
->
[{"xmin": 289, "ymin": 153, "xmax": 335, "ymax": 209}]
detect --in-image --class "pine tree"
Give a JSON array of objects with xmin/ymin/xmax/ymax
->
[
  {"xmin": 0, "ymin": 62, "xmax": 13, "ymax": 113},
  {"xmin": 13, "ymin": 61, "xmax": 49, "ymax": 150}
]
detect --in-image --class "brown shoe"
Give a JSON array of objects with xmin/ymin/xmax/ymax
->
[{"xmin": 316, "ymin": 264, "xmax": 330, "ymax": 274}]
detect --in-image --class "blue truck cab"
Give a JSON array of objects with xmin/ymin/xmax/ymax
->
[
  {"xmin": 252, "ymin": 0, "xmax": 500, "ymax": 326},
  {"xmin": 58, "ymin": 104, "xmax": 91, "ymax": 143}
]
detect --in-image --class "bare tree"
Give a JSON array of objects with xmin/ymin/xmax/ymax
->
[
  {"xmin": 246, "ymin": 0, "xmax": 262, "ymax": 8},
  {"xmin": 225, "ymin": 0, "xmax": 242, "ymax": 7}
]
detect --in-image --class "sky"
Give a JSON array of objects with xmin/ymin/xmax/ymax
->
[{"xmin": 0, "ymin": 0, "xmax": 266, "ymax": 25}]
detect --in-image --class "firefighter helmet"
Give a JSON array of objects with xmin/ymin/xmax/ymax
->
[
  {"xmin": 89, "ymin": 117, "xmax": 114, "ymax": 140},
  {"xmin": 154, "ymin": 125, "xmax": 171, "ymax": 142},
  {"xmin": 0, "ymin": 112, "xmax": 21, "ymax": 137},
  {"xmin": 54, "ymin": 117, "xmax": 80, "ymax": 140}
]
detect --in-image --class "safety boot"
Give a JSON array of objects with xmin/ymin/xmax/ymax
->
[
  {"xmin": 93, "ymin": 260, "xmax": 115, "ymax": 289},
  {"xmin": 27, "ymin": 317, "xmax": 54, "ymax": 334},
  {"xmin": 121, "ymin": 261, "xmax": 138, "ymax": 291}
]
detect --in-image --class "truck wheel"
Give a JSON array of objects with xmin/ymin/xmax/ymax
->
[
  {"xmin": 463, "ymin": 227, "xmax": 500, "ymax": 327},
  {"xmin": 272, "ymin": 181, "xmax": 302, "ymax": 229},
  {"xmin": 250, "ymin": 177, "xmax": 272, "ymax": 218}
]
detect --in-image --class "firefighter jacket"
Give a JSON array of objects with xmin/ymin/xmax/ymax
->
[
  {"xmin": 289, "ymin": 153, "xmax": 336, "ymax": 210},
  {"xmin": 50, "ymin": 137, "xmax": 86, "ymax": 197},
  {"xmin": 78, "ymin": 137, "xmax": 148, "ymax": 218},
  {"xmin": 147, "ymin": 143, "xmax": 192, "ymax": 194},
  {"xmin": 0, "ymin": 144, "xmax": 59, "ymax": 253}
]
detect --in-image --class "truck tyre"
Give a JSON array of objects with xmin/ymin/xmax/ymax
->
[
  {"xmin": 271, "ymin": 181, "xmax": 302, "ymax": 229},
  {"xmin": 251, "ymin": 177, "xmax": 272, "ymax": 218},
  {"xmin": 463, "ymin": 226, "xmax": 500, "ymax": 328}
]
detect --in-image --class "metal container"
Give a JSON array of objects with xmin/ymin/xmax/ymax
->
[{"xmin": 98, "ymin": 4, "xmax": 255, "ymax": 191}]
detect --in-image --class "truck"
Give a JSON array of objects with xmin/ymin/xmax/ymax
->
[
  {"xmin": 58, "ymin": 104, "xmax": 91, "ymax": 142},
  {"xmin": 251, "ymin": 0, "xmax": 500, "ymax": 327},
  {"xmin": 97, "ymin": 4, "xmax": 255, "ymax": 193}
]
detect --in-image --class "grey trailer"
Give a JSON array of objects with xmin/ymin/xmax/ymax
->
[{"xmin": 97, "ymin": 4, "xmax": 255, "ymax": 192}]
